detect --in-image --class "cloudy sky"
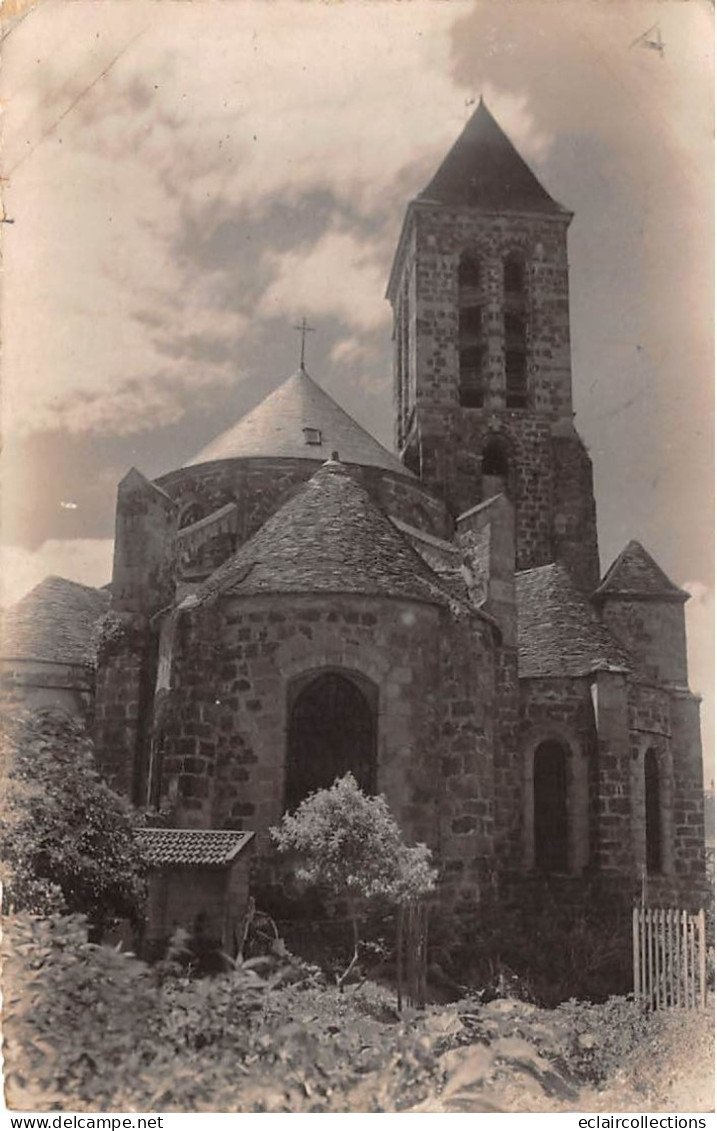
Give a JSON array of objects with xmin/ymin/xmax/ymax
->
[{"xmin": 1, "ymin": 0, "xmax": 713, "ymax": 770}]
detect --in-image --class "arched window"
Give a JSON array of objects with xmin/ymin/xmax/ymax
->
[
  {"xmin": 534, "ymin": 740, "xmax": 569, "ymax": 873},
  {"xmin": 458, "ymin": 254, "xmax": 484, "ymax": 408},
  {"xmin": 178, "ymin": 502, "xmax": 203, "ymax": 530},
  {"xmin": 481, "ymin": 436, "xmax": 510, "ymax": 500},
  {"xmin": 503, "ymin": 253, "xmax": 529, "ymax": 409},
  {"xmin": 645, "ymin": 748, "xmax": 662, "ymax": 874},
  {"xmin": 286, "ymin": 671, "xmax": 377, "ymax": 812}
]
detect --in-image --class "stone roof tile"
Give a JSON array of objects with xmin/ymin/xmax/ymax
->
[
  {"xmin": 418, "ymin": 100, "xmax": 566, "ymax": 214},
  {"xmin": 1, "ymin": 576, "xmax": 110, "ymax": 666},
  {"xmin": 187, "ymin": 459, "xmax": 469, "ymax": 611},
  {"xmin": 595, "ymin": 540, "xmax": 688, "ymax": 602},
  {"xmin": 185, "ymin": 367, "xmax": 410, "ymax": 477},
  {"xmin": 517, "ymin": 562, "xmax": 630, "ymax": 678}
]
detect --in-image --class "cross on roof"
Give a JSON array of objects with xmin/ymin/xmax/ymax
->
[{"xmin": 294, "ymin": 317, "xmax": 316, "ymax": 370}]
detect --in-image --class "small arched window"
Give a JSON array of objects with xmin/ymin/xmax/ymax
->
[
  {"xmin": 645, "ymin": 748, "xmax": 662, "ymax": 874},
  {"xmin": 534, "ymin": 740, "xmax": 569, "ymax": 873},
  {"xmin": 458, "ymin": 254, "xmax": 484, "ymax": 408},
  {"xmin": 178, "ymin": 503, "xmax": 203, "ymax": 530},
  {"xmin": 504, "ymin": 255, "xmax": 525, "ymax": 296}
]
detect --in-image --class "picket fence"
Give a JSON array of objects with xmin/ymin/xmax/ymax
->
[{"xmin": 632, "ymin": 906, "xmax": 707, "ymax": 1011}]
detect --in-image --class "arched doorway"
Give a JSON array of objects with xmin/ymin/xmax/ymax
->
[
  {"xmin": 285, "ymin": 671, "xmax": 377, "ymax": 812},
  {"xmin": 534, "ymin": 740, "xmax": 569, "ymax": 873}
]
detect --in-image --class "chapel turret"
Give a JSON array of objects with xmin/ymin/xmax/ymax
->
[{"xmin": 387, "ymin": 100, "xmax": 600, "ymax": 590}]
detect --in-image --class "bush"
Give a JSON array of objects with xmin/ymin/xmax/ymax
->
[
  {"xmin": 0, "ymin": 709, "xmax": 147, "ymax": 936},
  {"xmin": 271, "ymin": 773, "xmax": 436, "ymax": 990}
]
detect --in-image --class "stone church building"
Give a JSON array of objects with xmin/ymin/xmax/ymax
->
[{"xmin": 51, "ymin": 103, "xmax": 708, "ymax": 918}]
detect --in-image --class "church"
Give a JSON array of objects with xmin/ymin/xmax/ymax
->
[{"xmin": 8, "ymin": 103, "xmax": 706, "ymax": 929}]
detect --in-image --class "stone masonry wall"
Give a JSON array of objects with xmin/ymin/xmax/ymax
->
[
  {"xmin": 389, "ymin": 203, "xmax": 600, "ymax": 589},
  {"xmin": 519, "ymin": 677, "xmax": 596, "ymax": 874},
  {"xmin": 94, "ymin": 616, "xmax": 158, "ymax": 803},
  {"xmin": 601, "ymin": 598, "xmax": 689, "ymax": 687},
  {"xmin": 157, "ymin": 458, "xmax": 452, "ymax": 550},
  {"xmin": 153, "ymin": 592, "xmax": 497, "ymax": 907}
]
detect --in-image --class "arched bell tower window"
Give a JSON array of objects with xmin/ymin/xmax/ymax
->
[
  {"xmin": 645, "ymin": 748, "xmax": 662, "ymax": 874},
  {"xmin": 503, "ymin": 253, "xmax": 529, "ymax": 409},
  {"xmin": 481, "ymin": 436, "xmax": 510, "ymax": 500},
  {"xmin": 534, "ymin": 740, "xmax": 569, "ymax": 873},
  {"xmin": 458, "ymin": 254, "xmax": 484, "ymax": 408},
  {"xmin": 285, "ymin": 670, "xmax": 377, "ymax": 812}
]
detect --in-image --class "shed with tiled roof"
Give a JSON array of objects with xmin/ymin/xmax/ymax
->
[{"xmin": 137, "ymin": 827, "xmax": 255, "ymax": 962}]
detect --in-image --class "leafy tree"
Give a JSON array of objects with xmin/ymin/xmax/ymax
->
[
  {"xmin": 0, "ymin": 709, "xmax": 147, "ymax": 937},
  {"xmin": 271, "ymin": 773, "xmax": 436, "ymax": 991}
]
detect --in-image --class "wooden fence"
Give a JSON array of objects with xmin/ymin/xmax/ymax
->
[
  {"xmin": 633, "ymin": 906, "xmax": 707, "ymax": 1010},
  {"xmin": 396, "ymin": 900, "xmax": 429, "ymax": 1010}
]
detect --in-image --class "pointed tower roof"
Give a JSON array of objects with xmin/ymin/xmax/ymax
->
[
  {"xmin": 1, "ymin": 576, "xmax": 110, "ymax": 665},
  {"xmin": 594, "ymin": 541, "xmax": 689, "ymax": 603},
  {"xmin": 185, "ymin": 367, "xmax": 409, "ymax": 477},
  {"xmin": 185, "ymin": 459, "xmax": 468, "ymax": 611},
  {"xmin": 417, "ymin": 100, "xmax": 566, "ymax": 214}
]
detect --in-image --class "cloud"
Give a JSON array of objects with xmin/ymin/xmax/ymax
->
[
  {"xmin": 3, "ymin": 1, "xmax": 556, "ymax": 442},
  {"xmin": 1, "ymin": 539, "xmax": 114, "ymax": 606},
  {"xmin": 258, "ymin": 229, "xmax": 391, "ymax": 332}
]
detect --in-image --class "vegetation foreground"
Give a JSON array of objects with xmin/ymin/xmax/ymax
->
[{"xmin": 3, "ymin": 911, "xmax": 713, "ymax": 1114}]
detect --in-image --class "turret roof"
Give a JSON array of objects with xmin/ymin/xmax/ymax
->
[
  {"xmin": 185, "ymin": 367, "xmax": 409, "ymax": 477},
  {"xmin": 184, "ymin": 459, "xmax": 468, "ymax": 611},
  {"xmin": 594, "ymin": 540, "xmax": 688, "ymax": 602},
  {"xmin": 417, "ymin": 100, "xmax": 566, "ymax": 214},
  {"xmin": 1, "ymin": 576, "xmax": 110, "ymax": 666}
]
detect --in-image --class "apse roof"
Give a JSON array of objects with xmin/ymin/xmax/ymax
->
[
  {"xmin": 594, "ymin": 540, "xmax": 688, "ymax": 602},
  {"xmin": 186, "ymin": 458, "xmax": 467, "ymax": 611},
  {"xmin": 185, "ymin": 367, "xmax": 409, "ymax": 477},
  {"xmin": 1, "ymin": 576, "xmax": 110, "ymax": 666},
  {"xmin": 516, "ymin": 562, "xmax": 630, "ymax": 679},
  {"xmin": 418, "ymin": 100, "xmax": 566, "ymax": 215}
]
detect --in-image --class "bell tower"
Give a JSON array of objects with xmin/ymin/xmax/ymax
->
[{"xmin": 387, "ymin": 101, "xmax": 599, "ymax": 591}]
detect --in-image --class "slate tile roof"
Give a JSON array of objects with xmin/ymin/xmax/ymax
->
[
  {"xmin": 516, "ymin": 562, "xmax": 630, "ymax": 678},
  {"xmin": 1, "ymin": 576, "xmax": 110, "ymax": 666},
  {"xmin": 135, "ymin": 827, "xmax": 254, "ymax": 867},
  {"xmin": 418, "ymin": 100, "xmax": 566, "ymax": 214},
  {"xmin": 186, "ymin": 459, "xmax": 471, "ymax": 612},
  {"xmin": 185, "ymin": 367, "xmax": 410, "ymax": 478},
  {"xmin": 594, "ymin": 540, "xmax": 688, "ymax": 602}
]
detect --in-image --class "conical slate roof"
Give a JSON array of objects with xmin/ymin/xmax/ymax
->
[
  {"xmin": 185, "ymin": 367, "xmax": 409, "ymax": 477},
  {"xmin": 594, "ymin": 541, "xmax": 688, "ymax": 602},
  {"xmin": 516, "ymin": 563, "xmax": 630, "ymax": 678},
  {"xmin": 1, "ymin": 576, "xmax": 110, "ymax": 665},
  {"xmin": 418, "ymin": 100, "xmax": 565, "ymax": 214},
  {"xmin": 186, "ymin": 459, "xmax": 461, "ymax": 609}
]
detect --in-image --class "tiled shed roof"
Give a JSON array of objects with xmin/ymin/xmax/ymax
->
[
  {"xmin": 418, "ymin": 100, "xmax": 566, "ymax": 214},
  {"xmin": 185, "ymin": 367, "xmax": 409, "ymax": 477},
  {"xmin": 594, "ymin": 540, "xmax": 688, "ymax": 602},
  {"xmin": 516, "ymin": 562, "xmax": 630, "ymax": 679},
  {"xmin": 135, "ymin": 827, "xmax": 254, "ymax": 867},
  {"xmin": 187, "ymin": 459, "xmax": 468, "ymax": 611},
  {"xmin": 1, "ymin": 576, "xmax": 110, "ymax": 665}
]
